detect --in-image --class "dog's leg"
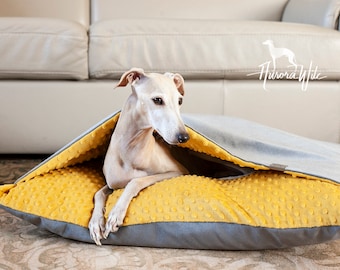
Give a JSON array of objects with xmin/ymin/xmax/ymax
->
[
  {"xmin": 104, "ymin": 171, "xmax": 182, "ymax": 238},
  {"xmin": 287, "ymin": 54, "xmax": 298, "ymax": 71},
  {"xmin": 271, "ymin": 56, "xmax": 276, "ymax": 70},
  {"xmin": 88, "ymin": 185, "xmax": 113, "ymax": 245}
]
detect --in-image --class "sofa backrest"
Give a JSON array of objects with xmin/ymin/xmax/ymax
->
[
  {"xmin": 91, "ymin": 0, "xmax": 289, "ymax": 23},
  {"xmin": 0, "ymin": 0, "xmax": 89, "ymax": 27}
]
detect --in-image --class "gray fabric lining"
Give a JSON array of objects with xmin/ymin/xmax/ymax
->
[{"xmin": 183, "ymin": 114, "xmax": 340, "ymax": 183}]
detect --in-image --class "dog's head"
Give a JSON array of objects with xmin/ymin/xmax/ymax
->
[
  {"xmin": 115, "ymin": 68, "xmax": 189, "ymax": 144},
  {"xmin": 262, "ymin": 40, "xmax": 273, "ymax": 46}
]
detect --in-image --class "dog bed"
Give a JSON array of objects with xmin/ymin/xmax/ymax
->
[{"xmin": 0, "ymin": 113, "xmax": 339, "ymax": 250}]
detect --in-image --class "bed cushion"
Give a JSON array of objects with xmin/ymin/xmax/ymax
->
[{"xmin": 0, "ymin": 113, "xmax": 339, "ymax": 250}]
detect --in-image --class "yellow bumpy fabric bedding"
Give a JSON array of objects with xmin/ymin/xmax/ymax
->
[{"xmin": 0, "ymin": 113, "xmax": 339, "ymax": 250}]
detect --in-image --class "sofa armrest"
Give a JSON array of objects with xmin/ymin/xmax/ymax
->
[{"xmin": 282, "ymin": 0, "xmax": 340, "ymax": 30}]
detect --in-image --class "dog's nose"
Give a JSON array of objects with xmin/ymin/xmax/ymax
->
[{"xmin": 177, "ymin": 133, "xmax": 189, "ymax": 143}]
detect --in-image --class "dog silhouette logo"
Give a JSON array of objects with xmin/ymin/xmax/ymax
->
[
  {"xmin": 262, "ymin": 40, "xmax": 298, "ymax": 70},
  {"xmin": 247, "ymin": 40, "xmax": 326, "ymax": 91}
]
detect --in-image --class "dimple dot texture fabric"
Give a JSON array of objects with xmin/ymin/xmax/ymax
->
[{"xmin": 1, "ymin": 161, "xmax": 338, "ymax": 230}]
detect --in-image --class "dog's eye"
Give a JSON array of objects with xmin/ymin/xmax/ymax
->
[
  {"xmin": 152, "ymin": 97, "xmax": 164, "ymax": 105},
  {"xmin": 179, "ymin": 97, "xmax": 183, "ymax": 105}
]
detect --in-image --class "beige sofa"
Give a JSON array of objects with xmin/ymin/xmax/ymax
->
[{"xmin": 1, "ymin": 0, "xmax": 340, "ymax": 154}]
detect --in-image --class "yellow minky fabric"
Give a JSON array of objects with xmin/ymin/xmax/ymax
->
[
  {"xmin": 0, "ymin": 112, "xmax": 339, "ymax": 230},
  {"xmin": 0, "ymin": 163, "xmax": 339, "ymax": 229}
]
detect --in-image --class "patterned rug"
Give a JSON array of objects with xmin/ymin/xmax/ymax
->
[{"xmin": 0, "ymin": 156, "xmax": 339, "ymax": 269}]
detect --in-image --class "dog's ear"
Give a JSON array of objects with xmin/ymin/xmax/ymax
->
[
  {"xmin": 115, "ymin": 68, "xmax": 145, "ymax": 88},
  {"xmin": 165, "ymin": 73, "xmax": 185, "ymax": 96},
  {"xmin": 173, "ymin": 74, "xmax": 185, "ymax": 96}
]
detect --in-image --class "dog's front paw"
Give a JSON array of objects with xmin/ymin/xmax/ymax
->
[
  {"xmin": 88, "ymin": 215, "xmax": 106, "ymax": 246},
  {"xmin": 104, "ymin": 207, "xmax": 125, "ymax": 238}
]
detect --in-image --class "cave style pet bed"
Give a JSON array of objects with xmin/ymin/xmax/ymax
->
[{"xmin": 0, "ymin": 113, "xmax": 339, "ymax": 250}]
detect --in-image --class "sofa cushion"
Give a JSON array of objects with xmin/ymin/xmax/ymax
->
[
  {"xmin": 89, "ymin": 19, "xmax": 340, "ymax": 80},
  {"xmin": 0, "ymin": 0, "xmax": 90, "ymax": 27},
  {"xmin": 91, "ymin": 0, "xmax": 289, "ymax": 23},
  {"xmin": 0, "ymin": 18, "xmax": 88, "ymax": 80}
]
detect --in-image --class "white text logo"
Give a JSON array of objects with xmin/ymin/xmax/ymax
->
[{"xmin": 248, "ymin": 40, "xmax": 326, "ymax": 91}]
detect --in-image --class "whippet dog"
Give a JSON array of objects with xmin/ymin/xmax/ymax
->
[
  {"xmin": 88, "ymin": 68, "xmax": 189, "ymax": 245},
  {"xmin": 263, "ymin": 40, "xmax": 298, "ymax": 70}
]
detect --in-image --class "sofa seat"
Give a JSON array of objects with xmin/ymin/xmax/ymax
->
[
  {"xmin": 1, "ymin": 0, "xmax": 340, "ymax": 153},
  {"xmin": 89, "ymin": 19, "xmax": 340, "ymax": 80},
  {"xmin": 0, "ymin": 17, "xmax": 88, "ymax": 80}
]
